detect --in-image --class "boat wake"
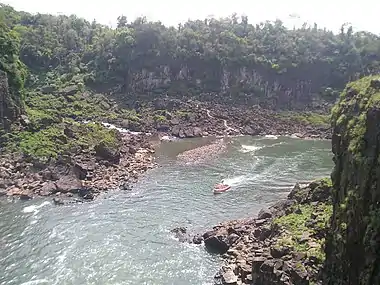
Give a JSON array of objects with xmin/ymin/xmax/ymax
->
[{"xmin": 222, "ymin": 175, "xmax": 250, "ymax": 187}]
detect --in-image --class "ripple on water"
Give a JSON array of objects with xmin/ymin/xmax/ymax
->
[{"xmin": 0, "ymin": 136, "xmax": 332, "ymax": 285}]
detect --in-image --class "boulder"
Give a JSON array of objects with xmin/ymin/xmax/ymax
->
[
  {"xmin": 40, "ymin": 181, "xmax": 58, "ymax": 196},
  {"xmin": 59, "ymin": 85, "xmax": 79, "ymax": 96},
  {"xmin": 19, "ymin": 190, "xmax": 33, "ymax": 200},
  {"xmin": 53, "ymin": 197, "xmax": 65, "ymax": 205},
  {"xmin": 171, "ymin": 227, "xmax": 191, "ymax": 243},
  {"xmin": 222, "ymin": 270, "xmax": 238, "ymax": 284},
  {"xmin": 78, "ymin": 188, "xmax": 95, "ymax": 200},
  {"xmin": 257, "ymin": 208, "xmax": 272, "ymax": 220},
  {"xmin": 193, "ymin": 127, "xmax": 202, "ymax": 137},
  {"xmin": 95, "ymin": 141, "xmax": 121, "ymax": 162},
  {"xmin": 55, "ymin": 175, "xmax": 82, "ymax": 193},
  {"xmin": 204, "ymin": 235, "xmax": 230, "ymax": 254}
]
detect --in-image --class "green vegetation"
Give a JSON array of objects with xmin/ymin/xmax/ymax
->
[
  {"xmin": 277, "ymin": 112, "xmax": 331, "ymax": 127},
  {"xmin": 0, "ymin": 3, "xmax": 380, "ymax": 110},
  {"xmin": 331, "ymin": 76, "xmax": 380, "ymax": 157},
  {"xmin": 272, "ymin": 177, "xmax": 334, "ymax": 278},
  {"xmin": 274, "ymin": 203, "xmax": 332, "ymax": 263},
  {"xmin": 6, "ymin": 121, "xmax": 121, "ymax": 162},
  {"xmin": 1, "ymin": 2, "xmax": 380, "ymax": 161},
  {"xmin": 0, "ymin": 14, "xmax": 27, "ymax": 130}
]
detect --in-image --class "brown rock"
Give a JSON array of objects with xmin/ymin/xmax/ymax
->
[
  {"xmin": 40, "ymin": 182, "xmax": 58, "ymax": 196},
  {"xmin": 55, "ymin": 175, "xmax": 82, "ymax": 193}
]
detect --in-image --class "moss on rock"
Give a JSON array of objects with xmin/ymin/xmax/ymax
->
[
  {"xmin": 323, "ymin": 76, "xmax": 380, "ymax": 285},
  {"xmin": 277, "ymin": 111, "xmax": 331, "ymax": 127}
]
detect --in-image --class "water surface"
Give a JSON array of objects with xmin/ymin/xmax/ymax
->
[{"xmin": 0, "ymin": 136, "xmax": 332, "ymax": 285}]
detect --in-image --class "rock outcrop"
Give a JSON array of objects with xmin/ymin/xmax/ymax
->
[
  {"xmin": 178, "ymin": 179, "xmax": 333, "ymax": 285},
  {"xmin": 0, "ymin": 71, "xmax": 18, "ymax": 130},
  {"xmin": 323, "ymin": 76, "xmax": 380, "ymax": 284},
  {"xmin": 0, "ymin": 132, "xmax": 156, "ymax": 202}
]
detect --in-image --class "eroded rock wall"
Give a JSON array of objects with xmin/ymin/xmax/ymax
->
[
  {"xmin": 323, "ymin": 76, "xmax": 380, "ymax": 285},
  {"xmin": 0, "ymin": 71, "xmax": 17, "ymax": 130}
]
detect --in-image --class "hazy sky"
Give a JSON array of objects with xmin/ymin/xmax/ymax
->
[{"xmin": 3, "ymin": 0, "xmax": 380, "ymax": 34}]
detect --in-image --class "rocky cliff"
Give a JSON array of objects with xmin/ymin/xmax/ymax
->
[
  {"xmin": 323, "ymin": 76, "xmax": 380, "ymax": 284},
  {"xmin": 0, "ymin": 71, "xmax": 20, "ymax": 130}
]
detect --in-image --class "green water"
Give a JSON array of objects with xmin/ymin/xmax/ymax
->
[{"xmin": 0, "ymin": 136, "xmax": 332, "ymax": 285}]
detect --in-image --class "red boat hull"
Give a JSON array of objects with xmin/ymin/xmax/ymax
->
[{"xmin": 213, "ymin": 185, "xmax": 231, "ymax": 194}]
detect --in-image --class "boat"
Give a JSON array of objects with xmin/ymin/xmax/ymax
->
[{"xmin": 213, "ymin": 183, "xmax": 231, "ymax": 194}]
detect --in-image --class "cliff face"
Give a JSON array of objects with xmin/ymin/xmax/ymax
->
[
  {"xmin": 324, "ymin": 76, "xmax": 380, "ymax": 284},
  {"xmin": 120, "ymin": 64, "xmax": 330, "ymax": 110},
  {"xmin": 0, "ymin": 71, "xmax": 18, "ymax": 130}
]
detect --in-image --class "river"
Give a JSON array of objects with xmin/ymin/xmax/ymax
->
[{"xmin": 0, "ymin": 136, "xmax": 332, "ymax": 285}]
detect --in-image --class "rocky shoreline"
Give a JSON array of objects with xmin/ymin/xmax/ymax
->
[
  {"xmin": 0, "ymin": 131, "xmax": 156, "ymax": 203},
  {"xmin": 172, "ymin": 178, "xmax": 333, "ymax": 285},
  {"xmin": 112, "ymin": 98, "xmax": 332, "ymax": 140},
  {"xmin": 0, "ymin": 95, "xmax": 331, "ymax": 202}
]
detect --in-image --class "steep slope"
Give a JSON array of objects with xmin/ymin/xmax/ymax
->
[
  {"xmin": 0, "ymin": 19, "xmax": 26, "ymax": 130},
  {"xmin": 324, "ymin": 76, "xmax": 380, "ymax": 284}
]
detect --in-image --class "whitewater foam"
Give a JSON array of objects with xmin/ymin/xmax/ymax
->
[
  {"xmin": 264, "ymin": 135, "xmax": 278, "ymax": 139},
  {"xmin": 240, "ymin": 145, "xmax": 263, "ymax": 153},
  {"xmin": 222, "ymin": 175, "xmax": 248, "ymax": 187},
  {"xmin": 22, "ymin": 201, "xmax": 51, "ymax": 214}
]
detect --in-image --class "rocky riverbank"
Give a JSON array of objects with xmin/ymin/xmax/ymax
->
[
  {"xmin": 112, "ymin": 98, "xmax": 332, "ymax": 140},
  {"xmin": 0, "ymin": 131, "xmax": 156, "ymax": 203},
  {"xmin": 173, "ymin": 178, "xmax": 333, "ymax": 285},
  {"xmin": 176, "ymin": 138, "xmax": 230, "ymax": 165}
]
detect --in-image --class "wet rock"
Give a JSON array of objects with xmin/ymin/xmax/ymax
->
[
  {"xmin": 171, "ymin": 227, "xmax": 191, "ymax": 242},
  {"xmin": 204, "ymin": 235, "xmax": 230, "ymax": 254},
  {"xmin": 257, "ymin": 208, "xmax": 272, "ymax": 220},
  {"xmin": 120, "ymin": 183, "xmax": 132, "ymax": 191},
  {"xmin": 53, "ymin": 197, "xmax": 65, "ymax": 205},
  {"xmin": 78, "ymin": 188, "xmax": 95, "ymax": 200},
  {"xmin": 222, "ymin": 270, "xmax": 238, "ymax": 284},
  {"xmin": 193, "ymin": 234, "xmax": 203, "ymax": 244},
  {"xmin": 19, "ymin": 191, "xmax": 33, "ymax": 200}
]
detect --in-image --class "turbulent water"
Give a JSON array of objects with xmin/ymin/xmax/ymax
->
[{"xmin": 0, "ymin": 136, "xmax": 332, "ymax": 285}]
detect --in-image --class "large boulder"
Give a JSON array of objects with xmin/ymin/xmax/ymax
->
[
  {"xmin": 55, "ymin": 175, "xmax": 82, "ymax": 193},
  {"xmin": 95, "ymin": 141, "xmax": 121, "ymax": 162}
]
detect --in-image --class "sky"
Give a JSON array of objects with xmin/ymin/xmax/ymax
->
[{"xmin": 3, "ymin": 0, "xmax": 380, "ymax": 34}]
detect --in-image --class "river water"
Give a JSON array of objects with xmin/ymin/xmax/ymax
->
[{"xmin": 0, "ymin": 136, "xmax": 332, "ymax": 285}]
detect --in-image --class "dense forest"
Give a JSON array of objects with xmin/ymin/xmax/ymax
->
[{"xmin": 1, "ymin": 3, "xmax": 380, "ymax": 113}]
